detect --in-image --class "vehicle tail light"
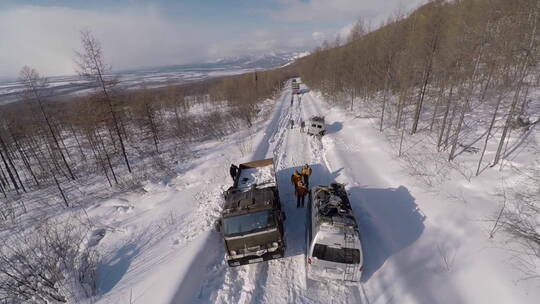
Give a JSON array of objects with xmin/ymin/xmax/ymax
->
[{"xmin": 307, "ymin": 257, "xmax": 312, "ymax": 265}]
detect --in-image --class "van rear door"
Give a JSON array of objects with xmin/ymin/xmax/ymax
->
[{"xmin": 311, "ymin": 243, "xmax": 361, "ymax": 281}]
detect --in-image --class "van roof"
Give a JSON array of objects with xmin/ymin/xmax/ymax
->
[
  {"xmin": 313, "ymin": 229, "xmax": 361, "ymax": 249},
  {"xmin": 312, "ymin": 183, "xmax": 357, "ymax": 229},
  {"xmin": 309, "ymin": 116, "xmax": 325, "ymax": 122}
]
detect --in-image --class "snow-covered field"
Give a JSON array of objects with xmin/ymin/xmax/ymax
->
[{"xmin": 40, "ymin": 79, "xmax": 536, "ymax": 303}]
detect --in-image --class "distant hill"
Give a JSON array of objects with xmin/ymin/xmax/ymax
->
[{"xmin": 0, "ymin": 51, "xmax": 308, "ymax": 104}]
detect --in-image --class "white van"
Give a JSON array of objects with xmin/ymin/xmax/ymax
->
[
  {"xmin": 307, "ymin": 116, "xmax": 326, "ymax": 136},
  {"xmin": 305, "ymin": 183, "xmax": 363, "ymax": 283}
]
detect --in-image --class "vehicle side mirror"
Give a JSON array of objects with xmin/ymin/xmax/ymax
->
[{"xmin": 214, "ymin": 219, "xmax": 222, "ymax": 232}]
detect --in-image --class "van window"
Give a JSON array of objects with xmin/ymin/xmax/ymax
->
[{"xmin": 312, "ymin": 244, "xmax": 360, "ymax": 264}]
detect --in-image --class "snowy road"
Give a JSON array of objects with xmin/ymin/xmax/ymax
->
[
  {"xmin": 187, "ymin": 81, "xmax": 371, "ymax": 304},
  {"xmin": 158, "ymin": 79, "xmax": 535, "ymax": 304}
]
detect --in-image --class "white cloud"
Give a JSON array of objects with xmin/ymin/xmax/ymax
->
[
  {"xmin": 311, "ymin": 31, "xmax": 325, "ymax": 41},
  {"xmin": 0, "ymin": 1, "xmax": 428, "ymax": 77},
  {"xmin": 0, "ymin": 5, "xmax": 214, "ymax": 77},
  {"xmin": 207, "ymin": 28, "xmax": 320, "ymax": 58},
  {"xmin": 272, "ymin": 0, "xmax": 426, "ymax": 26}
]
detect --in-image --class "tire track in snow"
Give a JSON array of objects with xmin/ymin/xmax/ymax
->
[
  {"xmin": 252, "ymin": 84, "xmax": 363, "ymax": 304},
  {"xmin": 203, "ymin": 82, "xmax": 366, "ymax": 304},
  {"xmin": 200, "ymin": 82, "xmax": 298, "ymax": 304}
]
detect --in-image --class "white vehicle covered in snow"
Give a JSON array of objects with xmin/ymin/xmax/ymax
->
[
  {"xmin": 307, "ymin": 116, "xmax": 326, "ymax": 136},
  {"xmin": 305, "ymin": 183, "xmax": 363, "ymax": 283}
]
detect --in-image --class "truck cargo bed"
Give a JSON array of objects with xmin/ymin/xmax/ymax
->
[{"xmin": 235, "ymin": 158, "xmax": 276, "ymax": 191}]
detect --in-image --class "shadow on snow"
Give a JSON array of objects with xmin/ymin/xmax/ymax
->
[
  {"xmin": 325, "ymin": 121, "xmax": 343, "ymax": 135},
  {"xmin": 347, "ymin": 185, "xmax": 426, "ymax": 282}
]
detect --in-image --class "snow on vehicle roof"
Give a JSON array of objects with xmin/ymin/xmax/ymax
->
[
  {"xmin": 313, "ymin": 184, "xmax": 357, "ymax": 230},
  {"xmin": 236, "ymin": 166, "xmax": 275, "ymax": 191},
  {"xmin": 314, "ymin": 229, "xmax": 360, "ymax": 249},
  {"xmin": 310, "ymin": 116, "xmax": 325, "ymax": 122}
]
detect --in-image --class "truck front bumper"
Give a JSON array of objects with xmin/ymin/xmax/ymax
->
[{"xmin": 227, "ymin": 248, "xmax": 285, "ymax": 267}]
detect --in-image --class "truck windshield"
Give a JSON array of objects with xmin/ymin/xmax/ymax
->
[
  {"xmin": 312, "ymin": 244, "xmax": 360, "ymax": 264},
  {"xmin": 223, "ymin": 211, "xmax": 275, "ymax": 236}
]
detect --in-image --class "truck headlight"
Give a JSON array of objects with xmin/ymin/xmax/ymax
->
[{"xmin": 230, "ymin": 250, "xmax": 237, "ymax": 256}]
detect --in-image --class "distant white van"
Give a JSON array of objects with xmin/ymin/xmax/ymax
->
[
  {"xmin": 305, "ymin": 183, "xmax": 363, "ymax": 283},
  {"xmin": 307, "ymin": 116, "xmax": 326, "ymax": 136}
]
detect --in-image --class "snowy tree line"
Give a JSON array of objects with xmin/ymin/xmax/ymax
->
[
  {"xmin": 0, "ymin": 31, "xmax": 291, "ymax": 206},
  {"xmin": 0, "ymin": 31, "xmax": 293, "ymax": 302},
  {"xmin": 296, "ymin": 0, "xmax": 540, "ymax": 265}
]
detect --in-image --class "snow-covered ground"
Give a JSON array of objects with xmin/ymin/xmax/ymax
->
[{"xmin": 79, "ymin": 79, "xmax": 538, "ymax": 303}]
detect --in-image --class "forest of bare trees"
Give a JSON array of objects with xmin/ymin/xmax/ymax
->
[
  {"xmin": 0, "ymin": 30, "xmax": 293, "ymax": 301},
  {"xmin": 298, "ymin": 0, "xmax": 539, "ymax": 168},
  {"xmin": 296, "ymin": 0, "xmax": 540, "ymax": 262},
  {"xmin": 0, "ymin": 31, "xmax": 292, "ymax": 208}
]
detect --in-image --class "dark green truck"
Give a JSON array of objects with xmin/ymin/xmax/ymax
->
[{"xmin": 217, "ymin": 158, "xmax": 286, "ymax": 267}]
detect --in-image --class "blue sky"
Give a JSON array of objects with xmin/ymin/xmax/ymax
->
[{"xmin": 0, "ymin": 0, "xmax": 425, "ymax": 77}]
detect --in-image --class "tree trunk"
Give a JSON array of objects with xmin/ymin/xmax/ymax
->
[
  {"xmin": 380, "ymin": 70, "xmax": 391, "ymax": 132},
  {"xmin": 96, "ymin": 129, "xmax": 118, "ymax": 184},
  {"xmin": 70, "ymin": 125, "xmax": 86, "ymax": 161},
  {"xmin": 53, "ymin": 172, "xmax": 69, "ymax": 208},
  {"xmin": 88, "ymin": 130, "xmax": 112, "ymax": 187},
  {"xmin": 430, "ymin": 84, "xmax": 445, "ymax": 131},
  {"xmin": 35, "ymin": 96, "xmax": 75, "ymax": 180},
  {"xmin": 449, "ymin": 48, "xmax": 483, "ymax": 161},
  {"xmin": 0, "ymin": 148, "xmax": 19, "ymax": 194},
  {"xmin": 145, "ymin": 103, "xmax": 159, "ymax": 153},
  {"xmin": 10, "ymin": 132, "xmax": 39, "ymax": 186},
  {"xmin": 0, "ymin": 134, "xmax": 26, "ymax": 192},
  {"xmin": 437, "ymin": 85, "xmax": 454, "ymax": 150},
  {"xmin": 476, "ymin": 93, "xmax": 504, "ymax": 176}
]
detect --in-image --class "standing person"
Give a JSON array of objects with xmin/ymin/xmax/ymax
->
[
  {"xmin": 301, "ymin": 164, "xmax": 312, "ymax": 186},
  {"xmin": 290, "ymin": 95, "xmax": 294, "ymax": 106},
  {"xmin": 296, "ymin": 181, "xmax": 308, "ymax": 208},
  {"xmin": 229, "ymin": 164, "xmax": 238, "ymax": 182},
  {"xmin": 300, "ymin": 120, "xmax": 305, "ymax": 133},
  {"xmin": 291, "ymin": 170, "xmax": 301, "ymax": 190},
  {"xmin": 290, "ymin": 119, "xmax": 294, "ymax": 129}
]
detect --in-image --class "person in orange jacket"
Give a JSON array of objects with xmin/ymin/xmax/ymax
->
[
  {"xmin": 301, "ymin": 164, "xmax": 312, "ymax": 186},
  {"xmin": 291, "ymin": 170, "xmax": 302, "ymax": 192},
  {"xmin": 296, "ymin": 181, "xmax": 308, "ymax": 208}
]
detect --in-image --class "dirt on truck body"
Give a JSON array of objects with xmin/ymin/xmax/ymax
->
[{"xmin": 218, "ymin": 158, "xmax": 286, "ymax": 267}]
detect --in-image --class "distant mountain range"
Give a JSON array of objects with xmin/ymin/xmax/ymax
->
[
  {"xmin": 0, "ymin": 51, "xmax": 309, "ymax": 105},
  {"xmin": 131, "ymin": 51, "xmax": 310, "ymax": 74},
  {"xmin": 210, "ymin": 51, "xmax": 310, "ymax": 69}
]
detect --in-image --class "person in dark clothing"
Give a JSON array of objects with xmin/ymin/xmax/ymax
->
[
  {"xmin": 290, "ymin": 119, "xmax": 294, "ymax": 129},
  {"xmin": 296, "ymin": 181, "xmax": 308, "ymax": 208},
  {"xmin": 290, "ymin": 95, "xmax": 294, "ymax": 106},
  {"xmin": 300, "ymin": 120, "xmax": 305, "ymax": 133},
  {"xmin": 229, "ymin": 164, "xmax": 238, "ymax": 181}
]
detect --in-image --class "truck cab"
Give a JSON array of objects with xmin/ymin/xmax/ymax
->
[
  {"xmin": 219, "ymin": 158, "xmax": 286, "ymax": 267},
  {"xmin": 306, "ymin": 183, "xmax": 363, "ymax": 283}
]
